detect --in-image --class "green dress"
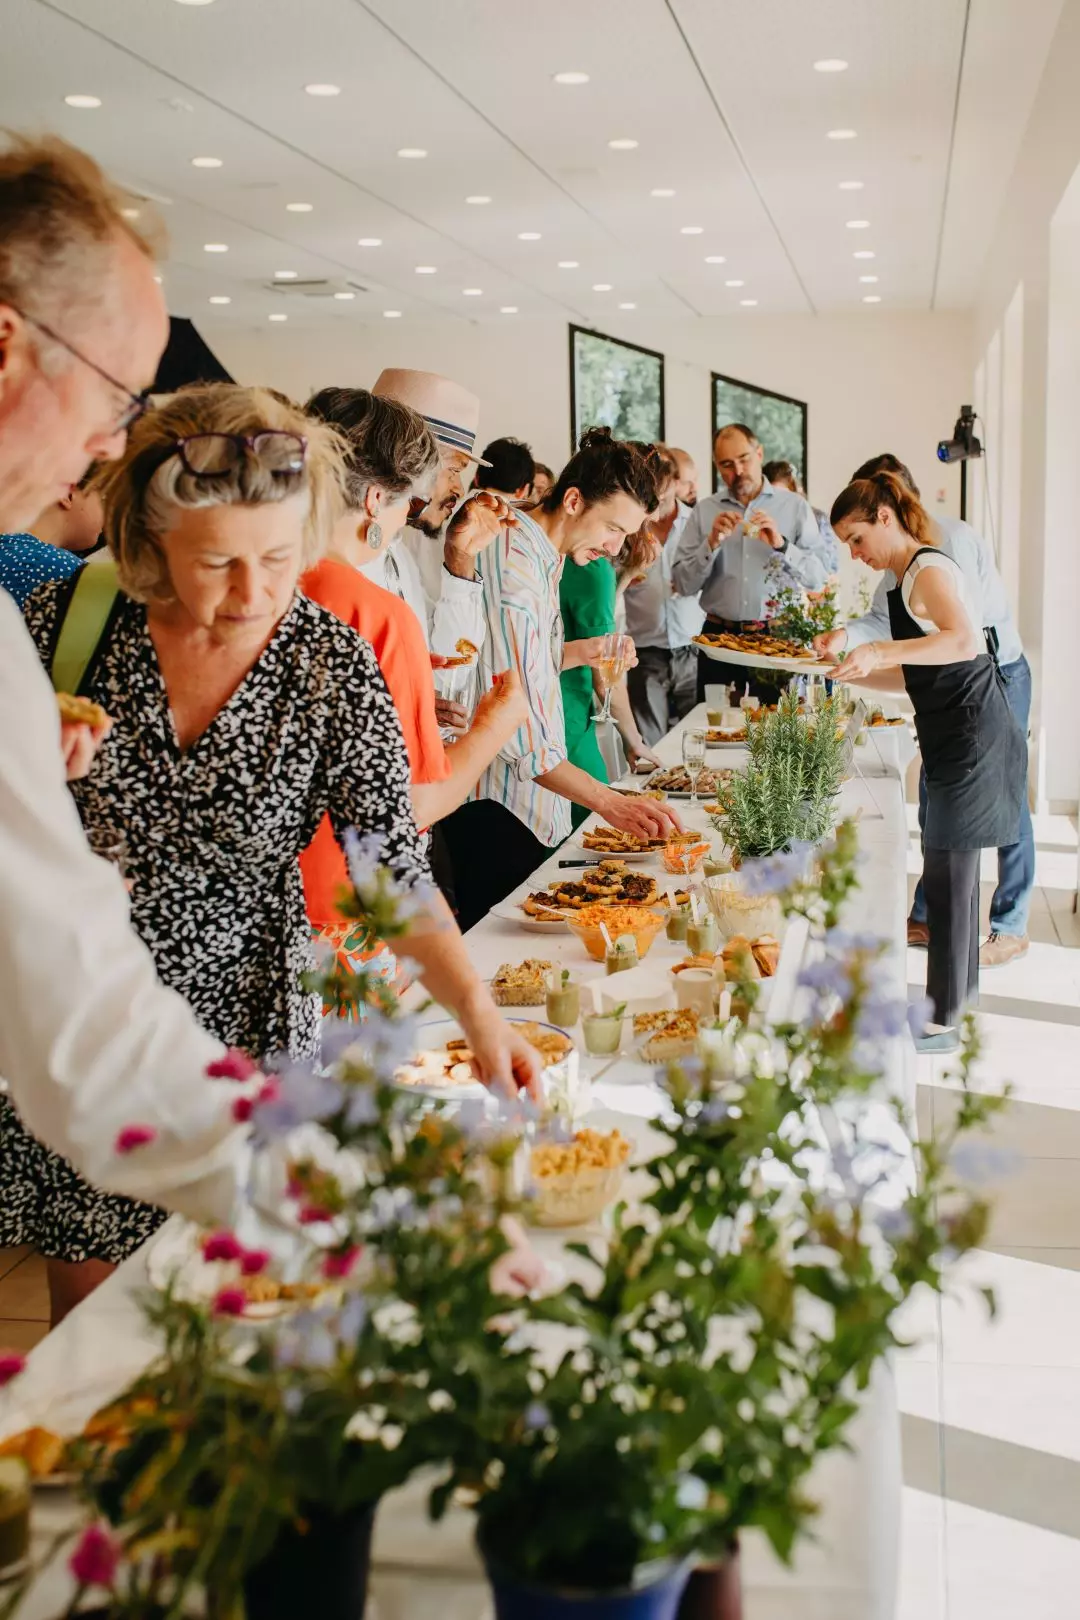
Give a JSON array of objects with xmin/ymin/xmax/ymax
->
[{"xmin": 559, "ymin": 557, "xmax": 616, "ymax": 830}]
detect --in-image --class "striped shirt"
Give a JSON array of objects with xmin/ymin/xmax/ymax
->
[{"xmin": 468, "ymin": 508, "xmax": 570, "ymax": 848}]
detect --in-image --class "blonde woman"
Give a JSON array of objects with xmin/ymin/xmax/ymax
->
[{"xmin": 8, "ymin": 383, "xmax": 539, "ymax": 1320}]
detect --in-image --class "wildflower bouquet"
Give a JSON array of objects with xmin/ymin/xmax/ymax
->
[{"xmin": 765, "ymin": 568, "xmax": 840, "ymax": 648}]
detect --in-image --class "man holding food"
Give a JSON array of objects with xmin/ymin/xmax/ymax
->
[{"xmin": 672, "ymin": 423, "xmax": 831, "ymax": 701}]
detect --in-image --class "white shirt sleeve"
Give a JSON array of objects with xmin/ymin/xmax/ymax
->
[{"xmin": 0, "ymin": 591, "xmax": 254, "ymax": 1225}]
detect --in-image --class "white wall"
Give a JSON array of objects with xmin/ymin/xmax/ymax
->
[
  {"xmin": 972, "ymin": 0, "xmax": 1080, "ymax": 810},
  {"xmin": 207, "ymin": 308, "xmax": 971, "ymax": 520}
]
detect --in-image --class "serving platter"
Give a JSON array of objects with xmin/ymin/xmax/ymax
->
[{"xmin": 695, "ymin": 639, "xmax": 832, "ymax": 678}]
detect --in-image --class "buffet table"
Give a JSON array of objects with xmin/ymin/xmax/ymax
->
[{"xmin": 3, "ymin": 705, "xmax": 913, "ymax": 1620}]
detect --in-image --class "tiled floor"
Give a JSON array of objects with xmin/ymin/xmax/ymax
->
[
  {"xmin": 1, "ymin": 810, "xmax": 1077, "ymax": 1616},
  {"xmin": 897, "ymin": 809, "xmax": 1080, "ymax": 1620}
]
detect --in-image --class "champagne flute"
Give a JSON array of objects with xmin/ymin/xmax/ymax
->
[
  {"xmin": 592, "ymin": 631, "xmax": 634, "ymax": 725},
  {"xmin": 682, "ymin": 728, "xmax": 707, "ymax": 805}
]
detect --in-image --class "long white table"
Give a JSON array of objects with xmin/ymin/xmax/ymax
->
[{"xmin": 4, "ymin": 705, "xmax": 913, "ymax": 1620}]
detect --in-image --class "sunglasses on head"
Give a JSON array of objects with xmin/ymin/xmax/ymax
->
[{"xmin": 173, "ymin": 431, "xmax": 308, "ymax": 478}]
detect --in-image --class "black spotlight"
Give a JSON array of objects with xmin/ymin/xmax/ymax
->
[{"xmin": 937, "ymin": 405, "xmax": 983, "ymax": 519}]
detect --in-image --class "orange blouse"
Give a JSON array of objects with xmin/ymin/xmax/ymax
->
[{"xmin": 300, "ymin": 558, "xmax": 450, "ymax": 934}]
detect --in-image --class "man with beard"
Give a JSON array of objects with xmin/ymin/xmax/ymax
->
[
  {"xmin": 672, "ymin": 422, "xmax": 830, "ymax": 700},
  {"xmin": 370, "ymin": 369, "xmax": 510, "ymax": 678}
]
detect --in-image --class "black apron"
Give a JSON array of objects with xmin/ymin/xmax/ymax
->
[{"xmin": 888, "ymin": 550, "xmax": 1024, "ymax": 851}]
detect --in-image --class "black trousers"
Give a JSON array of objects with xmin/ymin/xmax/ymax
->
[
  {"xmin": 922, "ymin": 846, "xmax": 981, "ymax": 1028},
  {"xmin": 439, "ymin": 799, "xmax": 553, "ymax": 933},
  {"xmin": 628, "ymin": 646, "xmax": 699, "ymax": 746}
]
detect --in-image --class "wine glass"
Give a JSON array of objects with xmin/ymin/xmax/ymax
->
[
  {"xmin": 682, "ymin": 728, "xmax": 707, "ymax": 805},
  {"xmin": 592, "ymin": 632, "xmax": 634, "ymax": 725}
]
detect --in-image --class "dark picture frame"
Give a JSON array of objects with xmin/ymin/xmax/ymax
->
[
  {"xmin": 711, "ymin": 371, "xmax": 808, "ymax": 493},
  {"xmin": 570, "ymin": 324, "xmax": 665, "ymax": 451}
]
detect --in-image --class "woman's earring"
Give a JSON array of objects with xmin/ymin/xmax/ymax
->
[{"xmin": 367, "ymin": 521, "xmax": 384, "ymax": 551}]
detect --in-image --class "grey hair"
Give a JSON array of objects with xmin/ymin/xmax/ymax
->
[{"xmin": 305, "ymin": 386, "xmax": 439, "ymax": 511}]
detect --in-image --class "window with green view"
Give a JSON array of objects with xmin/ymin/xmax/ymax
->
[
  {"xmin": 570, "ymin": 326, "xmax": 665, "ymax": 450},
  {"xmin": 712, "ymin": 372, "xmax": 808, "ymax": 490}
]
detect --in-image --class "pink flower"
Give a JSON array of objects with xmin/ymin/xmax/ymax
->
[
  {"xmin": 231, "ymin": 1096, "xmax": 255, "ymax": 1124},
  {"xmin": 298, "ymin": 1204, "xmax": 332, "ymax": 1226},
  {"xmin": 256, "ymin": 1078, "xmax": 282, "ymax": 1107},
  {"xmin": 239, "ymin": 1248, "xmax": 270, "ymax": 1276},
  {"xmin": 212, "ymin": 1288, "xmax": 247, "ymax": 1318},
  {"xmin": 69, "ymin": 1523, "xmax": 122, "ymax": 1589},
  {"xmin": 206, "ymin": 1048, "xmax": 258, "ymax": 1082},
  {"xmin": 321, "ymin": 1245, "xmax": 361, "ymax": 1281},
  {"xmin": 114, "ymin": 1125, "xmax": 156, "ymax": 1155},
  {"xmin": 0, "ymin": 1353, "xmax": 26, "ymax": 1387},
  {"xmin": 286, "ymin": 1173, "xmax": 306, "ymax": 1200},
  {"xmin": 202, "ymin": 1231, "xmax": 243, "ymax": 1264}
]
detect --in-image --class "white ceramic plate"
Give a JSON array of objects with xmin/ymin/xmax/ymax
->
[
  {"xmin": 490, "ymin": 900, "xmax": 569, "ymax": 933},
  {"xmin": 695, "ymin": 640, "xmax": 832, "ymax": 678},
  {"xmin": 394, "ymin": 1014, "xmax": 576, "ymax": 1101},
  {"xmin": 570, "ymin": 833, "xmax": 655, "ymax": 863}
]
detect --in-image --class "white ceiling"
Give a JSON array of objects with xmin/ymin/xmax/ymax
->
[{"xmin": 0, "ymin": 0, "xmax": 1066, "ymax": 331}]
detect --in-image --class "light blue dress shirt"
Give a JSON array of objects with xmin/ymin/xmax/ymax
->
[
  {"xmin": 843, "ymin": 514, "xmax": 1023, "ymax": 666},
  {"xmin": 622, "ymin": 503, "xmax": 705, "ymax": 650},
  {"xmin": 671, "ymin": 478, "xmax": 831, "ymax": 621}
]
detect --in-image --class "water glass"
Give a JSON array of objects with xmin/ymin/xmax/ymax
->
[{"xmin": 682, "ymin": 727, "xmax": 707, "ymax": 804}]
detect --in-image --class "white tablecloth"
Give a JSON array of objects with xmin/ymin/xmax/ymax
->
[{"xmin": 5, "ymin": 706, "xmax": 913, "ymax": 1620}]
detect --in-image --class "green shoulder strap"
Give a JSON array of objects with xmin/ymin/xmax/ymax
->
[{"xmin": 50, "ymin": 557, "xmax": 120, "ymax": 695}]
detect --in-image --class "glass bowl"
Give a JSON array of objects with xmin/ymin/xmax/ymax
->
[
  {"xmin": 702, "ymin": 876, "xmax": 786, "ymax": 943},
  {"xmin": 566, "ymin": 906, "xmax": 666, "ymax": 963}
]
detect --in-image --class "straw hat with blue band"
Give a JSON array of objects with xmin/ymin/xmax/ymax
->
[{"xmin": 372, "ymin": 368, "xmax": 491, "ymax": 467}]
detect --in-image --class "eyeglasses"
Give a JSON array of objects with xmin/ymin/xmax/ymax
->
[
  {"xmin": 175, "ymin": 432, "xmax": 308, "ymax": 478},
  {"xmin": 18, "ymin": 308, "xmax": 152, "ymax": 433}
]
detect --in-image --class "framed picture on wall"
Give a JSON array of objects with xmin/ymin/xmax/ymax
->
[
  {"xmin": 570, "ymin": 325, "xmax": 665, "ymax": 451},
  {"xmin": 711, "ymin": 371, "xmax": 808, "ymax": 492}
]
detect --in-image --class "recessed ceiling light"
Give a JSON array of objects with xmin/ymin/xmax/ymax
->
[
  {"xmin": 814, "ymin": 58, "xmax": 849, "ymax": 72},
  {"xmin": 558, "ymin": 260, "xmax": 580, "ymax": 269},
  {"xmin": 618, "ymin": 302, "xmax": 637, "ymax": 310},
  {"xmin": 191, "ymin": 156, "xmax": 223, "ymax": 168},
  {"xmin": 500, "ymin": 305, "xmax": 519, "ymax": 314},
  {"xmin": 153, "ymin": 274, "xmax": 163, "ymax": 284},
  {"xmin": 592, "ymin": 282, "xmax": 613, "ymax": 292},
  {"xmin": 465, "ymin": 195, "xmax": 491, "ymax": 205},
  {"xmin": 274, "ymin": 270, "xmax": 298, "ymax": 280},
  {"xmin": 64, "ymin": 94, "xmax": 102, "ymax": 109},
  {"xmin": 827, "ymin": 128, "xmax": 857, "ymax": 140},
  {"xmin": 334, "ymin": 291, "xmax": 355, "ymax": 300},
  {"xmin": 518, "ymin": 231, "xmax": 542, "ymax": 241},
  {"xmin": 838, "ymin": 179, "xmax": 864, "ymax": 191},
  {"xmin": 845, "ymin": 219, "xmax": 870, "ymax": 229},
  {"xmin": 859, "ymin": 274, "xmax": 879, "ymax": 284},
  {"xmin": 680, "ymin": 225, "xmax": 704, "ymax": 235},
  {"xmin": 863, "ymin": 295, "xmax": 881, "ymax": 304},
  {"xmin": 608, "ymin": 138, "xmax": 639, "ymax": 150},
  {"xmin": 462, "ymin": 287, "xmax": 483, "ymax": 296},
  {"xmin": 203, "ymin": 242, "xmax": 228, "ymax": 252},
  {"xmin": 704, "ymin": 255, "xmax": 727, "ymax": 265},
  {"xmin": 304, "ymin": 83, "xmax": 341, "ymax": 96},
  {"xmin": 120, "ymin": 208, "xmax": 140, "ymax": 220},
  {"xmin": 173, "ymin": 0, "xmax": 216, "ymax": 6},
  {"xmin": 553, "ymin": 71, "xmax": 590, "ymax": 85},
  {"xmin": 208, "ymin": 295, "xmax": 230, "ymax": 305},
  {"xmin": 740, "ymin": 299, "xmax": 759, "ymax": 307},
  {"xmin": 397, "ymin": 147, "xmax": 427, "ymax": 159},
  {"xmin": 725, "ymin": 279, "xmax": 745, "ymax": 288},
  {"xmin": 286, "ymin": 202, "xmax": 313, "ymax": 212},
  {"xmin": 651, "ymin": 187, "xmax": 676, "ymax": 198},
  {"xmin": 415, "ymin": 265, "xmax": 437, "ymax": 274},
  {"xmin": 357, "ymin": 237, "xmax": 382, "ymax": 247},
  {"xmin": 853, "ymin": 249, "xmax": 876, "ymax": 259},
  {"xmin": 268, "ymin": 313, "xmax": 288, "ymax": 322},
  {"xmin": 383, "ymin": 309, "xmax": 402, "ymax": 318}
]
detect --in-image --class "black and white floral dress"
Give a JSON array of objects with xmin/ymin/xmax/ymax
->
[{"xmin": 1, "ymin": 584, "xmax": 430, "ymax": 1263}]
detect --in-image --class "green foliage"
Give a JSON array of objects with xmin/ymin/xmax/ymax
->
[
  {"xmin": 574, "ymin": 330, "xmax": 663, "ymax": 445},
  {"xmin": 711, "ymin": 690, "xmax": 848, "ymax": 858},
  {"xmin": 765, "ymin": 573, "xmax": 840, "ymax": 648},
  {"xmin": 714, "ymin": 378, "xmax": 806, "ymax": 483}
]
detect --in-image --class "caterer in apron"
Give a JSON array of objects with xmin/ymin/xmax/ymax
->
[{"xmin": 825, "ymin": 472, "xmax": 1025, "ymax": 1053}]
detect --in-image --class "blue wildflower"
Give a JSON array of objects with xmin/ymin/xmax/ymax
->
[
  {"xmin": 699, "ymin": 1097, "xmax": 732, "ymax": 1126},
  {"xmin": 675, "ymin": 1475, "xmax": 709, "ymax": 1511},
  {"xmin": 740, "ymin": 841, "xmax": 815, "ymax": 897},
  {"xmin": 951, "ymin": 1143, "xmax": 1021, "ymax": 1184},
  {"xmin": 875, "ymin": 1208, "xmax": 914, "ymax": 1243},
  {"xmin": 274, "ymin": 1310, "xmax": 338, "ymax": 1371},
  {"xmin": 335, "ymin": 1293, "xmax": 368, "ymax": 1348},
  {"xmin": 342, "ymin": 829, "xmax": 386, "ymax": 893},
  {"xmin": 523, "ymin": 1401, "xmax": 551, "ymax": 1432},
  {"xmin": 853, "ymin": 994, "xmax": 910, "ymax": 1041},
  {"xmin": 345, "ymin": 1085, "xmax": 380, "ymax": 1129}
]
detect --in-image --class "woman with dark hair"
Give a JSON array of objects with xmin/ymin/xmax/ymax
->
[
  {"xmin": 440, "ymin": 429, "xmax": 681, "ymax": 928},
  {"xmin": 827, "ymin": 472, "xmax": 1025, "ymax": 1050},
  {"xmin": 473, "ymin": 436, "xmax": 536, "ymax": 501},
  {"xmin": 300, "ymin": 387, "xmax": 526, "ymax": 953}
]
